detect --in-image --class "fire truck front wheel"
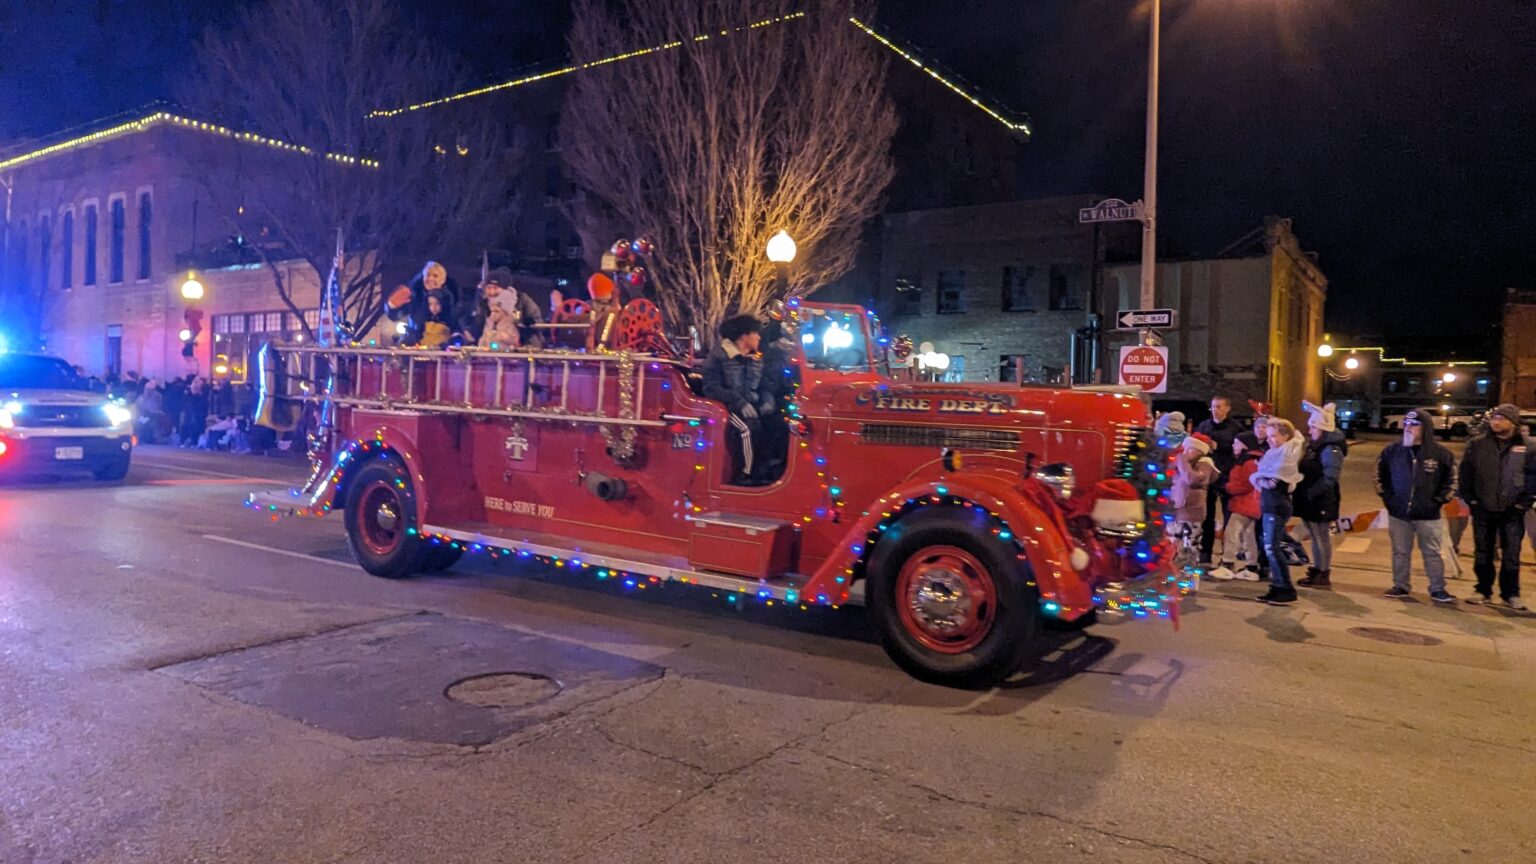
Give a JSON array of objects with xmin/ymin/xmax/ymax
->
[
  {"xmin": 866, "ymin": 506, "xmax": 1039, "ymax": 688},
  {"xmin": 344, "ymin": 459, "xmax": 427, "ymax": 579}
]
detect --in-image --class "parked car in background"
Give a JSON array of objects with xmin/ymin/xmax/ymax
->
[
  {"xmin": 0, "ymin": 354, "xmax": 134, "ymax": 481},
  {"xmin": 1382, "ymin": 409, "xmax": 1479, "ymax": 437}
]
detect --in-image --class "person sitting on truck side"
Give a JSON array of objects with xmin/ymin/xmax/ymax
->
[
  {"xmin": 476, "ymin": 268, "xmax": 543, "ymax": 349},
  {"xmin": 702, "ymin": 313, "xmax": 766, "ymax": 485},
  {"xmin": 1252, "ymin": 418, "xmax": 1306, "ymax": 606},
  {"xmin": 755, "ymin": 318, "xmax": 800, "ymax": 482},
  {"xmin": 418, "ymin": 291, "xmax": 459, "ymax": 349},
  {"xmin": 386, "ymin": 261, "xmax": 454, "ymax": 345}
]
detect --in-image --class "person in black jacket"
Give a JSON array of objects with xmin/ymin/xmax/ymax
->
[
  {"xmin": 755, "ymin": 318, "xmax": 800, "ymax": 482},
  {"xmin": 1195, "ymin": 396, "xmax": 1242, "ymax": 565},
  {"xmin": 1295, "ymin": 401, "xmax": 1348, "ymax": 588},
  {"xmin": 1461, "ymin": 403, "xmax": 1536, "ymax": 610},
  {"xmin": 1376, "ymin": 407, "xmax": 1457, "ymax": 602},
  {"xmin": 701, "ymin": 314, "xmax": 765, "ymax": 485}
]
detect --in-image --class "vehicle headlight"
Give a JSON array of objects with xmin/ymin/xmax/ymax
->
[
  {"xmin": 104, "ymin": 404, "xmax": 133, "ymax": 427},
  {"xmin": 0, "ymin": 409, "xmax": 13, "ymax": 430}
]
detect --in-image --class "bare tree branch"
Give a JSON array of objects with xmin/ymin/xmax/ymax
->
[
  {"xmin": 179, "ymin": 0, "xmax": 521, "ymax": 338},
  {"xmin": 560, "ymin": 0, "xmax": 897, "ymax": 338}
]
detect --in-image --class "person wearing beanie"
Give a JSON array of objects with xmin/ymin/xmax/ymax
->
[
  {"xmin": 702, "ymin": 313, "xmax": 767, "ymax": 485},
  {"xmin": 1172, "ymin": 432, "xmax": 1219, "ymax": 571},
  {"xmin": 1153, "ymin": 411, "xmax": 1188, "ymax": 447},
  {"xmin": 1210, "ymin": 431, "xmax": 1264, "ymax": 581},
  {"xmin": 1461, "ymin": 403, "xmax": 1536, "ymax": 609},
  {"xmin": 1195, "ymin": 396, "xmax": 1243, "ymax": 567},
  {"xmin": 1377, "ymin": 407, "xmax": 1458, "ymax": 602},
  {"xmin": 1253, "ymin": 418, "xmax": 1306, "ymax": 604},
  {"xmin": 1295, "ymin": 401, "xmax": 1348, "ymax": 588}
]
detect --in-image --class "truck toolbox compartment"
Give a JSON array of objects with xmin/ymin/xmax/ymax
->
[{"xmin": 687, "ymin": 513, "xmax": 798, "ymax": 580}]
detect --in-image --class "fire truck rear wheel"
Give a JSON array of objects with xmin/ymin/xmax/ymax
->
[
  {"xmin": 866, "ymin": 506, "xmax": 1039, "ymax": 689},
  {"xmin": 344, "ymin": 459, "xmax": 426, "ymax": 579}
]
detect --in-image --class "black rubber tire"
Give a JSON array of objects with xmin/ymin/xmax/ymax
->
[
  {"xmin": 343, "ymin": 457, "xmax": 426, "ymax": 579},
  {"xmin": 93, "ymin": 458, "xmax": 130, "ymax": 482},
  {"xmin": 421, "ymin": 543, "xmax": 464, "ymax": 573},
  {"xmin": 866, "ymin": 505, "xmax": 1040, "ymax": 689}
]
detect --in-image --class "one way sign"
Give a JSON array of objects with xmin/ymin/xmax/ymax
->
[{"xmin": 1115, "ymin": 308, "xmax": 1176, "ymax": 330}]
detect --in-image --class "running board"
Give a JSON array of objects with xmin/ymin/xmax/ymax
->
[{"xmin": 423, "ymin": 523, "xmax": 843, "ymax": 607}]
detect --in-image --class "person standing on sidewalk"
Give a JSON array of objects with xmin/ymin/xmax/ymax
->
[
  {"xmin": 1209, "ymin": 431, "xmax": 1264, "ymax": 581},
  {"xmin": 1253, "ymin": 418, "xmax": 1305, "ymax": 605},
  {"xmin": 1196, "ymin": 396, "xmax": 1242, "ymax": 567},
  {"xmin": 1296, "ymin": 401, "xmax": 1347, "ymax": 588},
  {"xmin": 1376, "ymin": 408, "xmax": 1457, "ymax": 603},
  {"xmin": 1461, "ymin": 403, "xmax": 1536, "ymax": 610}
]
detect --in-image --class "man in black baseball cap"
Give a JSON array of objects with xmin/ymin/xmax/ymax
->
[
  {"xmin": 1376, "ymin": 408, "xmax": 1457, "ymax": 602},
  {"xmin": 1461, "ymin": 403, "xmax": 1536, "ymax": 610}
]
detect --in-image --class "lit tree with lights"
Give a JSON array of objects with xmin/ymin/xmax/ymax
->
[
  {"xmin": 560, "ymin": 0, "xmax": 897, "ymax": 338},
  {"xmin": 181, "ymin": 0, "xmax": 519, "ymax": 338}
]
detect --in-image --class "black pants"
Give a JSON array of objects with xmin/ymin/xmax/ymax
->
[
  {"xmin": 1472, "ymin": 508, "xmax": 1525, "ymax": 600},
  {"xmin": 725, "ymin": 412, "xmax": 761, "ymax": 480},
  {"xmin": 1202, "ymin": 481, "xmax": 1231, "ymax": 562}
]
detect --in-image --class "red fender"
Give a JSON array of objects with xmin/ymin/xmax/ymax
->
[
  {"xmin": 304, "ymin": 423, "xmax": 430, "ymax": 523},
  {"xmin": 809, "ymin": 473, "xmax": 1095, "ymax": 618}
]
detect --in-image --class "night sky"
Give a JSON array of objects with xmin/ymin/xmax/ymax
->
[{"xmin": 3, "ymin": 0, "xmax": 1531, "ymax": 354}]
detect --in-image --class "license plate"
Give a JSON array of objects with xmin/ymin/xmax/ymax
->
[{"xmin": 54, "ymin": 446, "xmax": 85, "ymax": 460}]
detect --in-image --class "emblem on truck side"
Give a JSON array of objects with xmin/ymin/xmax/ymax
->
[{"xmin": 505, "ymin": 424, "xmax": 530, "ymax": 461}]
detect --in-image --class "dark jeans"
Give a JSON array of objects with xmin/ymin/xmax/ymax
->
[
  {"xmin": 1472, "ymin": 508, "xmax": 1525, "ymax": 600},
  {"xmin": 1201, "ymin": 481, "xmax": 1231, "ymax": 562},
  {"xmin": 1263, "ymin": 498, "xmax": 1294, "ymax": 589}
]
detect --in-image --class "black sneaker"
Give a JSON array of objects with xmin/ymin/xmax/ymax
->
[
  {"xmin": 1383, "ymin": 586, "xmax": 1412, "ymax": 598},
  {"xmin": 1265, "ymin": 587, "xmax": 1299, "ymax": 606},
  {"xmin": 1430, "ymin": 590, "xmax": 1457, "ymax": 604}
]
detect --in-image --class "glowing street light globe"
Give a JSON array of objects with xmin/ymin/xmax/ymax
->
[
  {"xmin": 180, "ymin": 271, "xmax": 205, "ymax": 301},
  {"xmin": 1316, "ymin": 343, "xmax": 1333, "ymax": 358},
  {"xmin": 766, "ymin": 230, "xmax": 797, "ymax": 264},
  {"xmin": 178, "ymin": 328, "xmax": 193, "ymax": 342},
  {"xmin": 1344, "ymin": 357, "xmax": 1360, "ymax": 370},
  {"xmin": 1441, "ymin": 372, "xmax": 1457, "ymax": 383}
]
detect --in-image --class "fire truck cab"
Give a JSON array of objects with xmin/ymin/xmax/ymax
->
[{"xmin": 252, "ymin": 299, "xmax": 1181, "ymax": 688}]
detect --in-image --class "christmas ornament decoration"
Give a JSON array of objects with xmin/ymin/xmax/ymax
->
[{"xmin": 624, "ymin": 266, "xmax": 648, "ymax": 289}]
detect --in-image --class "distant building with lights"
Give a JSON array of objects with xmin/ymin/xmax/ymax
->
[{"xmin": 0, "ymin": 17, "xmax": 1027, "ymax": 381}]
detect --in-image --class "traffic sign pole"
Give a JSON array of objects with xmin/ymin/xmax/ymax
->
[{"xmin": 1139, "ymin": 0, "xmax": 1161, "ymax": 339}]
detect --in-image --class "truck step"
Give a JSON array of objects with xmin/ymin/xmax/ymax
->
[{"xmin": 686, "ymin": 512, "xmax": 799, "ymax": 580}]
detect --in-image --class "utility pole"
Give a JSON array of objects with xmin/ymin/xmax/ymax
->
[
  {"xmin": 1, "ymin": 174, "xmax": 13, "ymax": 321},
  {"xmin": 1138, "ymin": 0, "xmax": 1161, "ymax": 346}
]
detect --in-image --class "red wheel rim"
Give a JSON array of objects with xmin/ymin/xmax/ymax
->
[
  {"xmin": 355, "ymin": 479, "xmax": 405, "ymax": 556},
  {"xmin": 895, "ymin": 545, "xmax": 997, "ymax": 654}
]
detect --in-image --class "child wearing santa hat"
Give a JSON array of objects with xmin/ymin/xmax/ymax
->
[{"xmin": 1172, "ymin": 433, "xmax": 1219, "ymax": 568}]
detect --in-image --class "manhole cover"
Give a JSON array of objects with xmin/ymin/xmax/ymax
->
[
  {"xmin": 1346, "ymin": 627, "xmax": 1444, "ymax": 647},
  {"xmin": 446, "ymin": 672, "xmax": 562, "ymax": 709}
]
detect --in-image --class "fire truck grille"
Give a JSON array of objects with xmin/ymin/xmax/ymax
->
[
  {"xmin": 859, "ymin": 423, "xmax": 1019, "ymax": 452},
  {"xmin": 1113, "ymin": 424, "xmax": 1151, "ymax": 476}
]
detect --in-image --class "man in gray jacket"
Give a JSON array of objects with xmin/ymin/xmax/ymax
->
[{"xmin": 1461, "ymin": 403, "xmax": 1536, "ymax": 610}]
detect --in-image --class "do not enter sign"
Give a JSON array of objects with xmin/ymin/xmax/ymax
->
[{"xmin": 1119, "ymin": 345, "xmax": 1169, "ymax": 393}]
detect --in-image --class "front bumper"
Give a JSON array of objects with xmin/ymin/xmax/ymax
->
[{"xmin": 0, "ymin": 433, "xmax": 133, "ymax": 474}]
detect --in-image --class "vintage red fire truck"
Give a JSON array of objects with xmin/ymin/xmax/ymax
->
[{"xmin": 250, "ymin": 298, "xmax": 1185, "ymax": 688}]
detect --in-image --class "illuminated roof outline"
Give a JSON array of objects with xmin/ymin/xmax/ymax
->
[
  {"xmin": 371, "ymin": 13, "xmax": 1031, "ymax": 137},
  {"xmin": 0, "ymin": 110, "xmax": 379, "ymax": 173}
]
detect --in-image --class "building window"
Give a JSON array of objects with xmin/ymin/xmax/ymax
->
[
  {"xmin": 84, "ymin": 204, "xmax": 98, "ymax": 285},
  {"xmin": 1041, "ymin": 365, "xmax": 1065, "ymax": 385},
  {"xmin": 999, "ymin": 354, "xmax": 1029, "ymax": 384},
  {"xmin": 937, "ymin": 270, "xmax": 965, "ymax": 314},
  {"xmin": 544, "ymin": 166, "xmax": 561, "ymax": 198},
  {"xmin": 1048, "ymin": 264, "xmax": 1084, "ymax": 311},
  {"xmin": 39, "ymin": 216, "xmax": 52, "ymax": 291},
  {"xmin": 303, "ymin": 309, "xmax": 321, "ymax": 330},
  {"xmin": 892, "ymin": 275, "xmax": 922, "ymax": 316},
  {"xmin": 11, "ymin": 220, "xmax": 27, "ymax": 289},
  {"xmin": 105, "ymin": 324, "xmax": 123, "ymax": 377},
  {"xmin": 1476, "ymin": 378, "xmax": 1490, "ymax": 396},
  {"xmin": 213, "ymin": 314, "xmax": 231, "ymax": 334},
  {"xmin": 109, "ymin": 197, "xmax": 126, "ymax": 283},
  {"xmin": 137, "ymin": 192, "xmax": 152, "ymax": 280},
  {"xmin": 264, "ymin": 312, "xmax": 284, "ymax": 333},
  {"xmin": 61, "ymin": 210, "xmax": 74, "ymax": 288},
  {"xmin": 1002, "ymin": 266, "xmax": 1035, "ymax": 312}
]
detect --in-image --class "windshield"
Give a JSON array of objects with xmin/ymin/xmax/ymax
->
[
  {"xmin": 798, "ymin": 310, "xmax": 872, "ymax": 372},
  {"xmin": 0, "ymin": 355, "xmax": 86, "ymax": 390}
]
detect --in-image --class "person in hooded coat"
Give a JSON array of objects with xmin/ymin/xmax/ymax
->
[{"xmin": 1295, "ymin": 401, "xmax": 1348, "ymax": 588}]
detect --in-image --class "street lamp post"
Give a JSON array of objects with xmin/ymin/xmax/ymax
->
[
  {"xmin": 766, "ymin": 230, "xmax": 797, "ymax": 294},
  {"xmin": 1138, "ymin": 0, "xmax": 1161, "ymax": 335}
]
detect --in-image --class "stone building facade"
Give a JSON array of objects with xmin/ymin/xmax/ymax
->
[{"xmin": 1101, "ymin": 217, "xmax": 1327, "ymax": 418}]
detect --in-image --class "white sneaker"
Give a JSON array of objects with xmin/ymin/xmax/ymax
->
[
  {"xmin": 1208, "ymin": 566, "xmax": 1236, "ymax": 581},
  {"xmin": 1232, "ymin": 567, "xmax": 1262, "ymax": 582},
  {"xmin": 1503, "ymin": 596, "xmax": 1529, "ymax": 612}
]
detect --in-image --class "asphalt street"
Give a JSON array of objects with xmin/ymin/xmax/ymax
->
[{"xmin": 2, "ymin": 444, "xmax": 1533, "ymax": 864}]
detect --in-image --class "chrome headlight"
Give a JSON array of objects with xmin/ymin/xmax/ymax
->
[
  {"xmin": 104, "ymin": 404, "xmax": 133, "ymax": 427},
  {"xmin": 1037, "ymin": 462, "xmax": 1076, "ymax": 499}
]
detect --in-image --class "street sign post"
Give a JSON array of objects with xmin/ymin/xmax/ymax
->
[
  {"xmin": 1115, "ymin": 308, "xmax": 1176, "ymax": 331},
  {"xmin": 1118, "ymin": 345, "xmax": 1169, "ymax": 394},
  {"xmin": 1079, "ymin": 198, "xmax": 1146, "ymax": 224}
]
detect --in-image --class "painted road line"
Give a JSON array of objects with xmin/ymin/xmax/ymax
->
[
  {"xmin": 202, "ymin": 534, "xmax": 356, "ymax": 570},
  {"xmin": 134, "ymin": 459, "xmax": 263, "ymax": 479}
]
